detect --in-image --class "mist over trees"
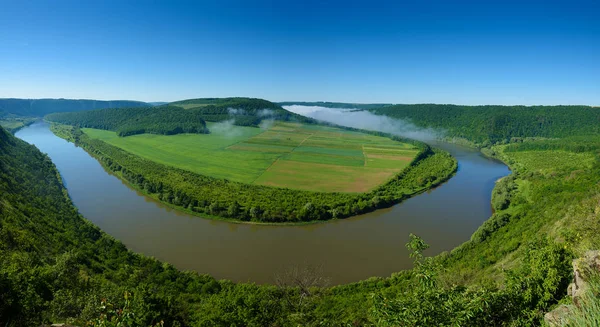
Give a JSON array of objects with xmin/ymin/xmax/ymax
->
[
  {"xmin": 54, "ymin": 124, "xmax": 456, "ymax": 223},
  {"xmin": 369, "ymin": 104, "xmax": 600, "ymax": 145},
  {"xmin": 170, "ymin": 97, "xmax": 316, "ymax": 126}
]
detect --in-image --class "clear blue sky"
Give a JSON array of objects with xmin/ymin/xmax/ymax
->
[{"xmin": 1, "ymin": 0, "xmax": 598, "ymax": 105}]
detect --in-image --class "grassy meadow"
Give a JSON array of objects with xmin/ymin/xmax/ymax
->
[{"xmin": 83, "ymin": 122, "xmax": 418, "ymax": 192}]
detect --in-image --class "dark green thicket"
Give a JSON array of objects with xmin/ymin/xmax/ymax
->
[
  {"xmin": 0, "ymin": 124, "xmax": 297, "ymax": 326},
  {"xmin": 52, "ymin": 124, "xmax": 457, "ymax": 223},
  {"xmin": 46, "ymin": 106, "xmax": 209, "ymax": 137},
  {"xmin": 0, "ymin": 98, "xmax": 149, "ymax": 117},
  {"xmin": 5, "ymin": 101, "xmax": 600, "ymax": 325},
  {"xmin": 370, "ymin": 104, "xmax": 600, "ymax": 145},
  {"xmin": 170, "ymin": 97, "xmax": 315, "ymax": 126}
]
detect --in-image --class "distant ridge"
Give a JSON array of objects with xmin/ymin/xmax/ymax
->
[
  {"xmin": 279, "ymin": 101, "xmax": 394, "ymax": 110},
  {"xmin": 0, "ymin": 98, "xmax": 150, "ymax": 117}
]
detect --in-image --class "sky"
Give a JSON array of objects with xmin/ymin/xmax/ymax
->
[{"xmin": 1, "ymin": 0, "xmax": 599, "ymax": 105}]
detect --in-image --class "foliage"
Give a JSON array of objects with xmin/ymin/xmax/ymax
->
[
  {"xmin": 82, "ymin": 122, "xmax": 420, "ymax": 191},
  {"xmin": 46, "ymin": 106, "xmax": 209, "ymax": 137},
  {"xmin": 0, "ymin": 98, "xmax": 148, "ymax": 117},
  {"xmin": 169, "ymin": 97, "xmax": 315, "ymax": 125},
  {"xmin": 279, "ymin": 101, "xmax": 393, "ymax": 109},
  {"xmin": 370, "ymin": 104, "xmax": 600, "ymax": 145},
  {"xmin": 370, "ymin": 236, "xmax": 572, "ymax": 326},
  {"xmin": 553, "ymin": 273, "xmax": 600, "ymax": 327},
  {"xmin": 0, "ymin": 116, "xmax": 37, "ymax": 133},
  {"xmin": 4, "ymin": 103, "xmax": 600, "ymax": 326},
  {"xmin": 51, "ymin": 123, "xmax": 457, "ymax": 223}
]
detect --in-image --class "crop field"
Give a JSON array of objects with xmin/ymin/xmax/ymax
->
[{"xmin": 83, "ymin": 122, "xmax": 419, "ymax": 192}]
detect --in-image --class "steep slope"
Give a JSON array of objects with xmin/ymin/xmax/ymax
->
[{"xmin": 0, "ymin": 125, "xmax": 282, "ymax": 326}]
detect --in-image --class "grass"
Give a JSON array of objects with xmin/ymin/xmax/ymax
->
[
  {"xmin": 0, "ymin": 117, "xmax": 37, "ymax": 133},
  {"xmin": 83, "ymin": 121, "xmax": 417, "ymax": 193}
]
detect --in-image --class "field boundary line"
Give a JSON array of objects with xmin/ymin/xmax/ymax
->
[
  {"xmin": 250, "ymin": 131, "xmax": 314, "ymax": 184},
  {"xmin": 250, "ymin": 158, "xmax": 281, "ymax": 184}
]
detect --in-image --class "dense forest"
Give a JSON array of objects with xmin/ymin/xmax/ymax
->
[
  {"xmin": 6, "ymin": 101, "xmax": 600, "ymax": 325},
  {"xmin": 170, "ymin": 97, "xmax": 316, "ymax": 126},
  {"xmin": 46, "ymin": 98, "xmax": 317, "ymax": 136},
  {"xmin": 370, "ymin": 104, "xmax": 600, "ymax": 145},
  {"xmin": 3, "ymin": 122, "xmax": 595, "ymax": 326},
  {"xmin": 0, "ymin": 98, "xmax": 149, "ymax": 117},
  {"xmin": 279, "ymin": 101, "xmax": 393, "ymax": 110},
  {"xmin": 50, "ymin": 123, "xmax": 456, "ymax": 223},
  {"xmin": 46, "ymin": 106, "xmax": 209, "ymax": 137}
]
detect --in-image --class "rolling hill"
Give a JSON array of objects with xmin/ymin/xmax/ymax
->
[{"xmin": 0, "ymin": 98, "xmax": 150, "ymax": 117}]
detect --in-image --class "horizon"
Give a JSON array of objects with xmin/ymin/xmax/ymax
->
[
  {"xmin": 1, "ymin": 1, "xmax": 599, "ymax": 105},
  {"xmin": 1, "ymin": 97, "xmax": 598, "ymax": 107}
]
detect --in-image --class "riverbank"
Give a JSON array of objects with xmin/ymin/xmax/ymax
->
[
  {"xmin": 49, "ymin": 122, "xmax": 458, "ymax": 225},
  {"xmin": 17, "ymin": 121, "xmax": 508, "ymax": 284}
]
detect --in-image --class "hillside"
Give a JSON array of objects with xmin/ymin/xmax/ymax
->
[
  {"xmin": 280, "ymin": 101, "xmax": 393, "ymax": 110},
  {"xmin": 6, "ymin": 102, "xmax": 600, "ymax": 325},
  {"xmin": 0, "ymin": 98, "xmax": 149, "ymax": 117},
  {"xmin": 5, "ymin": 119, "xmax": 597, "ymax": 325},
  {"xmin": 46, "ymin": 106, "xmax": 209, "ymax": 137},
  {"xmin": 370, "ymin": 104, "xmax": 600, "ymax": 145},
  {"xmin": 169, "ymin": 97, "xmax": 315, "ymax": 125}
]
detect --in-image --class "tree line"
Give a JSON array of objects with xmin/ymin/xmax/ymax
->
[
  {"xmin": 2, "ymin": 118, "xmax": 593, "ymax": 325},
  {"xmin": 370, "ymin": 104, "xmax": 600, "ymax": 145},
  {"xmin": 46, "ymin": 106, "xmax": 209, "ymax": 137},
  {"xmin": 54, "ymin": 124, "xmax": 457, "ymax": 223},
  {"xmin": 0, "ymin": 98, "xmax": 149, "ymax": 117},
  {"xmin": 169, "ymin": 97, "xmax": 316, "ymax": 126}
]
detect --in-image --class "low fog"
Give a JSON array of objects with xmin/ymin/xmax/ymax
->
[
  {"xmin": 283, "ymin": 105, "xmax": 442, "ymax": 141},
  {"xmin": 210, "ymin": 119, "xmax": 244, "ymax": 138}
]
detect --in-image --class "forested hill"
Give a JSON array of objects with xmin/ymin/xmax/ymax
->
[
  {"xmin": 0, "ymin": 98, "xmax": 149, "ymax": 117},
  {"xmin": 46, "ymin": 106, "xmax": 209, "ymax": 137},
  {"xmin": 169, "ymin": 97, "xmax": 315, "ymax": 125},
  {"xmin": 0, "ymin": 125, "xmax": 225, "ymax": 325},
  {"xmin": 279, "ymin": 101, "xmax": 393, "ymax": 109},
  {"xmin": 369, "ymin": 104, "xmax": 600, "ymax": 145}
]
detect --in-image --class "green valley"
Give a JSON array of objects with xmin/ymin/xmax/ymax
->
[{"xmin": 46, "ymin": 99, "xmax": 456, "ymax": 224}]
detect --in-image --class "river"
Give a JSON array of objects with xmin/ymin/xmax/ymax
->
[{"xmin": 16, "ymin": 121, "xmax": 509, "ymax": 285}]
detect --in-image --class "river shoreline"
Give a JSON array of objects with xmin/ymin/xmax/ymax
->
[{"xmin": 16, "ymin": 121, "xmax": 509, "ymax": 284}]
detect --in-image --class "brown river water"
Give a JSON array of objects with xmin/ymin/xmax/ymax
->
[{"xmin": 16, "ymin": 121, "xmax": 509, "ymax": 285}]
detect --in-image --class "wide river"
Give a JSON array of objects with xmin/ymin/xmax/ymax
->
[{"xmin": 16, "ymin": 121, "xmax": 509, "ymax": 285}]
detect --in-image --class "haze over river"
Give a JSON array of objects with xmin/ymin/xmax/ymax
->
[{"xmin": 16, "ymin": 116, "xmax": 509, "ymax": 284}]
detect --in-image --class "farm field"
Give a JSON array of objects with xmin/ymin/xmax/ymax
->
[{"xmin": 83, "ymin": 122, "xmax": 419, "ymax": 192}]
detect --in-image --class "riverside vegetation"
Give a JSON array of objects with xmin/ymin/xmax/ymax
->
[
  {"xmin": 47, "ymin": 100, "xmax": 457, "ymax": 223},
  {"xmin": 2, "ymin": 101, "xmax": 600, "ymax": 325}
]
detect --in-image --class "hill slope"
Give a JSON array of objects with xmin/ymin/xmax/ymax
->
[
  {"xmin": 0, "ymin": 98, "xmax": 149, "ymax": 117},
  {"xmin": 46, "ymin": 106, "xmax": 209, "ymax": 137},
  {"xmin": 5, "ymin": 106, "xmax": 600, "ymax": 325},
  {"xmin": 279, "ymin": 101, "xmax": 393, "ymax": 110},
  {"xmin": 370, "ymin": 104, "xmax": 600, "ymax": 145},
  {"xmin": 169, "ymin": 97, "xmax": 315, "ymax": 125}
]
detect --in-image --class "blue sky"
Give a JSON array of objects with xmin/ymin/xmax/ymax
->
[{"xmin": 1, "ymin": 0, "xmax": 599, "ymax": 105}]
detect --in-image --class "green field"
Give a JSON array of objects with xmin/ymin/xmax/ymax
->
[{"xmin": 83, "ymin": 122, "xmax": 418, "ymax": 192}]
